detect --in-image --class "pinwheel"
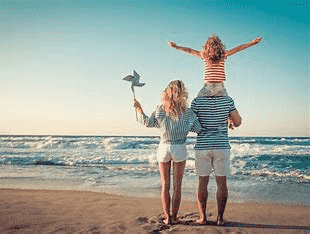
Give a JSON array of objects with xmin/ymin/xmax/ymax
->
[{"xmin": 123, "ymin": 70, "xmax": 145, "ymax": 119}]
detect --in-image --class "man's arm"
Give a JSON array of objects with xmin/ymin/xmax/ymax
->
[
  {"xmin": 229, "ymin": 110, "xmax": 242, "ymax": 127},
  {"xmin": 168, "ymin": 41, "xmax": 201, "ymax": 57},
  {"xmin": 225, "ymin": 37, "xmax": 262, "ymax": 57}
]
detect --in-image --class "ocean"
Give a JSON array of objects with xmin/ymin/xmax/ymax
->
[{"xmin": 0, "ymin": 135, "xmax": 309, "ymax": 205}]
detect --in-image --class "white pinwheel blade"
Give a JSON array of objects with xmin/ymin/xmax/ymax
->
[
  {"xmin": 133, "ymin": 70, "xmax": 140, "ymax": 82},
  {"xmin": 123, "ymin": 75, "xmax": 134, "ymax": 81},
  {"xmin": 134, "ymin": 83, "xmax": 145, "ymax": 87}
]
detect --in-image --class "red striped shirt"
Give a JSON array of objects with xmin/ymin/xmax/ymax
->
[{"xmin": 203, "ymin": 58, "xmax": 226, "ymax": 83}]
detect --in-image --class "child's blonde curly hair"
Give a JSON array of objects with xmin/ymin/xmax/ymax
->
[
  {"xmin": 162, "ymin": 80, "xmax": 188, "ymax": 121},
  {"xmin": 201, "ymin": 34, "xmax": 226, "ymax": 63}
]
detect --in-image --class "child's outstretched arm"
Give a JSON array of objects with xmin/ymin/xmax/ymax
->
[
  {"xmin": 225, "ymin": 37, "xmax": 262, "ymax": 57},
  {"xmin": 168, "ymin": 41, "xmax": 201, "ymax": 57}
]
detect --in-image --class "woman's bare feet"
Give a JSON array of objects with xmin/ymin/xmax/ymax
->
[
  {"xmin": 163, "ymin": 216, "xmax": 171, "ymax": 225},
  {"xmin": 195, "ymin": 218, "xmax": 207, "ymax": 225}
]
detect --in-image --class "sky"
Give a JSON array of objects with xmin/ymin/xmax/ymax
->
[{"xmin": 0, "ymin": 0, "xmax": 309, "ymax": 136}]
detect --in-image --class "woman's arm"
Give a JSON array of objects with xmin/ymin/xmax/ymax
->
[
  {"xmin": 133, "ymin": 99, "xmax": 144, "ymax": 115},
  {"xmin": 133, "ymin": 99, "xmax": 160, "ymax": 128},
  {"xmin": 225, "ymin": 37, "xmax": 262, "ymax": 57},
  {"xmin": 168, "ymin": 41, "xmax": 201, "ymax": 57},
  {"xmin": 189, "ymin": 109, "xmax": 202, "ymax": 133},
  {"xmin": 229, "ymin": 110, "xmax": 242, "ymax": 127}
]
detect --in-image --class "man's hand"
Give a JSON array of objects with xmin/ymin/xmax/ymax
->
[{"xmin": 228, "ymin": 117, "xmax": 234, "ymax": 130}]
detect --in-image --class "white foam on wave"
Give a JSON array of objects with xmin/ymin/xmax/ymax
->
[
  {"xmin": 230, "ymin": 143, "xmax": 310, "ymax": 158},
  {"xmin": 231, "ymin": 168, "xmax": 310, "ymax": 182}
]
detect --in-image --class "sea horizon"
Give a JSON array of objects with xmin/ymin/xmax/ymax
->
[{"xmin": 1, "ymin": 134, "xmax": 309, "ymax": 138}]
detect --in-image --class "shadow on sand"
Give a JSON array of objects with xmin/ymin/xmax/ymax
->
[
  {"xmin": 182, "ymin": 219, "xmax": 310, "ymax": 231},
  {"xmin": 136, "ymin": 212, "xmax": 310, "ymax": 233}
]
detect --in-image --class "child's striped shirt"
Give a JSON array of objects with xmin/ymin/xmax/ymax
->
[{"xmin": 203, "ymin": 58, "xmax": 226, "ymax": 83}]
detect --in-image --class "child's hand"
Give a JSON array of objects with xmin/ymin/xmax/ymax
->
[
  {"xmin": 252, "ymin": 37, "xmax": 262, "ymax": 45},
  {"xmin": 168, "ymin": 41, "xmax": 177, "ymax": 48}
]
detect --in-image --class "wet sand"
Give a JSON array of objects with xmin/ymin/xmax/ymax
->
[{"xmin": 0, "ymin": 188, "xmax": 309, "ymax": 233}]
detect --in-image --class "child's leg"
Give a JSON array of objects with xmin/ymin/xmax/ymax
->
[
  {"xmin": 197, "ymin": 85, "xmax": 207, "ymax": 97},
  {"xmin": 197, "ymin": 84, "xmax": 214, "ymax": 97},
  {"xmin": 197, "ymin": 83, "xmax": 228, "ymax": 97},
  {"xmin": 213, "ymin": 83, "xmax": 228, "ymax": 96}
]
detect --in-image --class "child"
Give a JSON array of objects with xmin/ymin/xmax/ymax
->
[
  {"xmin": 168, "ymin": 34, "xmax": 262, "ymax": 128},
  {"xmin": 168, "ymin": 35, "xmax": 262, "ymax": 96},
  {"xmin": 133, "ymin": 80, "xmax": 201, "ymax": 225}
]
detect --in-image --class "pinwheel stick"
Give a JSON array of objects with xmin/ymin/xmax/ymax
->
[
  {"xmin": 131, "ymin": 85, "xmax": 138, "ymax": 120},
  {"xmin": 131, "ymin": 85, "xmax": 136, "ymax": 99}
]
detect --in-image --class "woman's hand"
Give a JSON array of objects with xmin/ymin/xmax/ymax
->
[
  {"xmin": 133, "ymin": 99, "xmax": 143, "ymax": 113},
  {"xmin": 252, "ymin": 37, "xmax": 262, "ymax": 45}
]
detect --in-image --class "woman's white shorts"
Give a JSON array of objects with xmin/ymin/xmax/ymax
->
[
  {"xmin": 195, "ymin": 149, "xmax": 230, "ymax": 176},
  {"xmin": 157, "ymin": 143, "xmax": 187, "ymax": 163}
]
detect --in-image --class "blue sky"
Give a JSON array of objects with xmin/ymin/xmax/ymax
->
[{"xmin": 0, "ymin": 0, "xmax": 309, "ymax": 136}]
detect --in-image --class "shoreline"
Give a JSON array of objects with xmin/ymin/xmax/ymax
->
[
  {"xmin": 0, "ymin": 188, "xmax": 309, "ymax": 234},
  {"xmin": 1, "ymin": 165, "xmax": 310, "ymax": 206}
]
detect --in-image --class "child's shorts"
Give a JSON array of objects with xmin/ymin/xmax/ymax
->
[
  {"xmin": 195, "ymin": 149, "xmax": 230, "ymax": 176},
  {"xmin": 197, "ymin": 83, "xmax": 228, "ymax": 97},
  {"xmin": 157, "ymin": 143, "xmax": 187, "ymax": 163}
]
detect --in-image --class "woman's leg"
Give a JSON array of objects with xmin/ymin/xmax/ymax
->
[
  {"xmin": 197, "ymin": 176, "xmax": 210, "ymax": 224},
  {"xmin": 215, "ymin": 176, "xmax": 228, "ymax": 223},
  {"xmin": 171, "ymin": 160, "xmax": 186, "ymax": 222},
  {"xmin": 159, "ymin": 161, "xmax": 171, "ymax": 224}
]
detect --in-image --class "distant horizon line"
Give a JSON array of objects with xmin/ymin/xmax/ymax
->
[{"xmin": 0, "ymin": 134, "xmax": 309, "ymax": 138}]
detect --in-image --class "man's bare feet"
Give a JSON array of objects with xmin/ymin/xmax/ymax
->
[
  {"xmin": 171, "ymin": 216, "xmax": 180, "ymax": 224},
  {"xmin": 216, "ymin": 216, "xmax": 227, "ymax": 226}
]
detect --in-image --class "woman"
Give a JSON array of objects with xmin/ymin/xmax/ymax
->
[
  {"xmin": 133, "ymin": 80, "xmax": 201, "ymax": 224},
  {"xmin": 191, "ymin": 94, "xmax": 242, "ymax": 226}
]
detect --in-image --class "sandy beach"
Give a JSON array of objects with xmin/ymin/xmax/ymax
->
[{"xmin": 0, "ymin": 188, "xmax": 309, "ymax": 234}]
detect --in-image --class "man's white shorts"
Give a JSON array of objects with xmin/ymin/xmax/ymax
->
[
  {"xmin": 157, "ymin": 143, "xmax": 187, "ymax": 163},
  {"xmin": 195, "ymin": 149, "xmax": 230, "ymax": 176}
]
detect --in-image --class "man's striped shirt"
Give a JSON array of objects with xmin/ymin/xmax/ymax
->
[
  {"xmin": 191, "ymin": 96, "xmax": 236, "ymax": 149},
  {"xmin": 138, "ymin": 105, "xmax": 202, "ymax": 144},
  {"xmin": 203, "ymin": 58, "xmax": 226, "ymax": 83}
]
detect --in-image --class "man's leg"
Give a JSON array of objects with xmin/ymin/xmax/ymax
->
[
  {"xmin": 159, "ymin": 161, "xmax": 171, "ymax": 224},
  {"xmin": 171, "ymin": 160, "xmax": 186, "ymax": 223},
  {"xmin": 215, "ymin": 176, "xmax": 228, "ymax": 223}
]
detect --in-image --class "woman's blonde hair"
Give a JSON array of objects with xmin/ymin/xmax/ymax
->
[
  {"xmin": 201, "ymin": 34, "xmax": 226, "ymax": 63},
  {"xmin": 162, "ymin": 80, "xmax": 188, "ymax": 121}
]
